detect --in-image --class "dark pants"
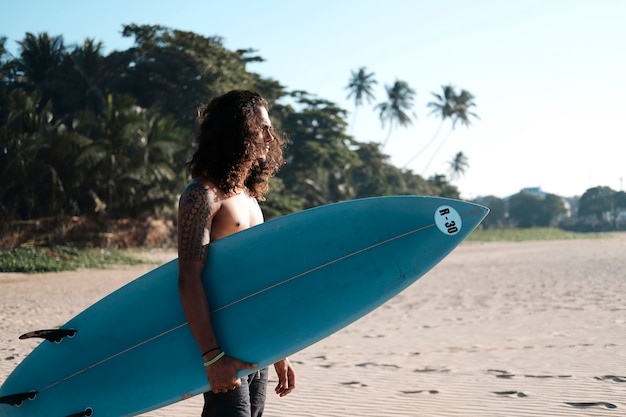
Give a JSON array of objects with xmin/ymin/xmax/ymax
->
[{"xmin": 202, "ymin": 368, "xmax": 268, "ymax": 417}]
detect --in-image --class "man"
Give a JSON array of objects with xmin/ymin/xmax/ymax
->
[{"xmin": 177, "ymin": 90, "xmax": 295, "ymax": 417}]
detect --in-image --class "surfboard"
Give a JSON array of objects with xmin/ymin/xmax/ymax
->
[{"xmin": 0, "ymin": 196, "xmax": 488, "ymax": 416}]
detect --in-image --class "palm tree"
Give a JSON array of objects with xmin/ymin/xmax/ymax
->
[
  {"xmin": 345, "ymin": 67, "xmax": 377, "ymax": 133},
  {"xmin": 447, "ymin": 151, "xmax": 469, "ymax": 180},
  {"xmin": 451, "ymin": 89, "xmax": 479, "ymax": 128},
  {"xmin": 375, "ymin": 80, "xmax": 416, "ymax": 148},
  {"xmin": 1, "ymin": 36, "xmax": 10, "ymax": 123},
  {"xmin": 405, "ymin": 85, "xmax": 478, "ymax": 174},
  {"xmin": 68, "ymin": 38, "xmax": 107, "ymax": 115},
  {"xmin": 404, "ymin": 84, "xmax": 457, "ymax": 168},
  {"xmin": 421, "ymin": 88, "xmax": 478, "ymax": 173},
  {"xmin": 73, "ymin": 94, "xmax": 189, "ymax": 217},
  {"xmin": 13, "ymin": 33, "xmax": 66, "ymax": 110},
  {"xmin": 0, "ymin": 90, "xmax": 77, "ymax": 219}
]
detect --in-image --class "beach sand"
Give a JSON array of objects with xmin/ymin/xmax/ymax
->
[{"xmin": 1, "ymin": 235, "xmax": 625, "ymax": 416}]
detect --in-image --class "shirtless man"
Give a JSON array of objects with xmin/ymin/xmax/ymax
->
[{"xmin": 177, "ymin": 90, "xmax": 295, "ymax": 417}]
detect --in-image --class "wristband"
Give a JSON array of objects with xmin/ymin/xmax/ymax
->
[
  {"xmin": 203, "ymin": 351, "xmax": 225, "ymax": 367},
  {"xmin": 201, "ymin": 346, "xmax": 220, "ymax": 357}
]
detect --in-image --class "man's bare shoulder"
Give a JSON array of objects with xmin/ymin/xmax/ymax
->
[{"xmin": 179, "ymin": 178, "xmax": 226, "ymax": 213}]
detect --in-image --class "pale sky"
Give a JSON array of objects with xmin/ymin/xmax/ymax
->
[{"xmin": 2, "ymin": 0, "xmax": 625, "ymax": 199}]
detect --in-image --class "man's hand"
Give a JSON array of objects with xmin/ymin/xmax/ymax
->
[
  {"xmin": 273, "ymin": 358, "xmax": 296, "ymax": 397},
  {"xmin": 206, "ymin": 355, "xmax": 257, "ymax": 394}
]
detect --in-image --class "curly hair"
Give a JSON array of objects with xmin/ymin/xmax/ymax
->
[{"xmin": 187, "ymin": 90, "xmax": 286, "ymax": 200}]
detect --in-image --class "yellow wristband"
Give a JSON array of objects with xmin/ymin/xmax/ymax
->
[{"xmin": 203, "ymin": 351, "xmax": 225, "ymax": 367}]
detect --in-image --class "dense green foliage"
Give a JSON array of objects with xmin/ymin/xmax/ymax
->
[
  {"xmin": 0, "ymin": 26, "xmax": 460, "ymax": 234},
  {"xmin": 576, "ymin": 186, "xmax": 626, "ymax": 230},
  {"xmin": 2, "ymin": 26, "xmax": 621, "ymax": 252},
  {"xmin": 477, "ymin": 187, "xmax": 626, "ymax": 231},
  {"xmin": 0, "ymin": 246, "xmax": 150, "ymax": 272}
]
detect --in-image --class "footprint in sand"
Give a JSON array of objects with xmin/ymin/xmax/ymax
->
[
  {"xmin": 340, "ymin": 381, "xmax": 368, "ymax": 387},
  {"xmin": 524, "ymin": 374, "xmax": 572, "ymax": 379},
  {"xmin": 356, "ymin": 362, "xmax": 400, "ymax": 369},
  {"xmin": 565, "ymin": 402, "xmax": 617, "ymax": 409},
  {"xmin": 493, "ymin": 391, "xmax": 528, "ymax": 398},
  {"xmin": 487, "ymin": 369, "xmax": 515, "ymax": 379},
  {"xmin": 401, "ymin": 390, "xmax": 439, "ymax": 395},
  {"xmin": 414, "ymin": 366, "xmax": 450, "ymax": 373},
  {"xmin": 594, "ymin": 375, "xmax": 626, "ymax": 383}
]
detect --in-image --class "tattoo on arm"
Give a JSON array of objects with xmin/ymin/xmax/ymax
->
[{"xmin": 178, "ymin": 183, "xmax": 211, "ymax": 263}]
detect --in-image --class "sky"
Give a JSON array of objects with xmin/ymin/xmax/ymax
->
[{"xmin": 2, "ymin": 0, "xmax": 625, "ymax": 199}]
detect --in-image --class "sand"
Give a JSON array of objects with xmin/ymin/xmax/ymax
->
[{"xmin": 1, "ymin": 235, "xmax": 625, "ymax": 416}]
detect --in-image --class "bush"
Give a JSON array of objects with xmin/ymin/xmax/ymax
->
[{"xmin": 0, "ymin": 246, "xmax": 149, "ymax": 273}]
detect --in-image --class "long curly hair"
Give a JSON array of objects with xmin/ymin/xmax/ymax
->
[{"xmin": 187, "ymin": 90, "xmax": 285, "ymax": 200}]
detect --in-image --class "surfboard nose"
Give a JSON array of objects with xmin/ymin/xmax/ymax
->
[
  {"xmin": 469, "ymin": 201, "xmax": 490, "ymax": 225},
  {"xmin": 465, "ymin": 200, "xmax": 490, "ymax": 223}
]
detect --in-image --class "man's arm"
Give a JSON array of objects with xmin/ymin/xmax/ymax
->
[
  {"xmin": 177, "ymin": 182, "xmax": 255, "ymax": 393},
  {"xmin": 178, "ymin": 182, "xmax": 216, "ymax": 354}
]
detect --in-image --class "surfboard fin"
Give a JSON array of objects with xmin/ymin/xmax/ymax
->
[
  {"xmin": 0, "ymin": 391, "xmax": 37, "ymax": 406},
  {"xmin": 65, "ymin": 407, "xmax": 93, "ymax": 417},
  {"xmin": 19, "ymin": 328, "xmax": 77, "ymax": 343}
]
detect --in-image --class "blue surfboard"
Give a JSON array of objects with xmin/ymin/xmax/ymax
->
[{"xmin": 0, "ymin": 196, "xmax": 488, "ymax": 416}]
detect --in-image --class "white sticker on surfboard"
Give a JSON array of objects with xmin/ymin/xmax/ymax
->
[{"xmin": 434, "ymin": 205, "xmax": 462, "ymax": 236}]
